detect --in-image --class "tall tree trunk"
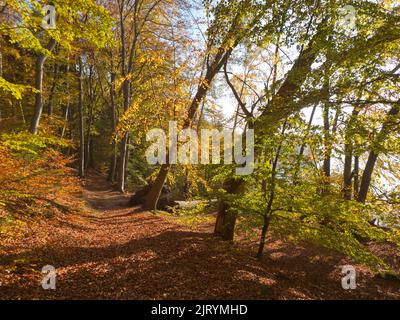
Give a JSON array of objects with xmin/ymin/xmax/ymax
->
[
  {"xmin": 353, "ymin": 155, "xmax": 360, "ymax": 198},
  {"xmin": 0, "ymin": 37, "xmax": 2, "ymax": 122},
  {"xmin": 30, "ymin": 38, "xmax": 56, "ymax": 134},
  {"xmin": 343, "ymin": 143, "xmax": 353, "ymax": 200},
  {"xmin": 60, "ymin": 61, "xmax": 70, "ymax": 139},
  {"xmin": 117, "ymin": 80, "xmax": 130, "ymax": 192},
  {"xmin": 108, "ymin": 71, "xmax": 117, "ymax": 183},
  {"xmin": 46, "ymin": 62, "xmax": 59, "ymax": 116},
  {"xmin": 322, "ymin": 104, "xmax": 331, "ymax": 180},
  {"xmin": 357, "ymin": 104, "xmax": 399, "ymax": 203},
  {"xmin": 0, "ymin": 37, "xmax": 2, "ymax": 78},
  {"xmin": 61, "ymin": 104, "xmax": 70, "ymax": 139},
  {"xmin": 19, "ymin": 101, "xmax": 25, "ymax": 124},
  {"xmin": 85, "ymin": 68, "xmax": 94, "ymax": 171},
  {"xmin": 78, "ymin": 58, "xmax": 85, "ymax": 179},
  {"xmin": 85, "ymin": 104, "xmax": 94, "ymax": 171},
  {"xmin": 343, "ymin": 107, "xmax": 361, "ymax": 200}
]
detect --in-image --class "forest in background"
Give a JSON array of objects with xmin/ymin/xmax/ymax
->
[{"xmin": 1, "ymin": 0, "xmax": 400, "ymax": 299}]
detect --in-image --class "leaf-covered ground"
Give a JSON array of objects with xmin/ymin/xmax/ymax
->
[{"xmin": 0, "ymin": 174, "xmax": 399, "ymax": 300}]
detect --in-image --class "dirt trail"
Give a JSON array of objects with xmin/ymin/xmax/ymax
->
[{"xmin": 0, "ymin": 174, "xmax": 399, "ymax": 300}]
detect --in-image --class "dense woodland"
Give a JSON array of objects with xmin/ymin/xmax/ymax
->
[{"xmin": 0, "ymin": 0, "xmax": 400, "ymax": 299}]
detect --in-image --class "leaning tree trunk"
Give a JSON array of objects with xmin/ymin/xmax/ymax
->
[
  {"xmin": 357, "ymin": 103, "xmax": 399, "ymax": 203},
  {"xmin": 30, "ymin": 38, "xmax": 56, "ymax": 134},
  {"xmin": 143, "ymin": 48, "xmax": 233, "ymax": 209},
  {"xmin": 357, "ymin": 151, "xmax": 378, "ymax": 203},
  {"xmin": 144, "ymin": 164, "xmax": 170, "ymax": 210},
  {"xmin": 214, "ymin": 22, "xmax": 326, "ymax": 241}
]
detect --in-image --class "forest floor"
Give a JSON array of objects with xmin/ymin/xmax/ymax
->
[{"xmin": 0, "ymin": 173, "xmax": 399, "ymax": 300}]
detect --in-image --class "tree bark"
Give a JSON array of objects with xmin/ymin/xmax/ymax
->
[
  {"xmin": 60, "ymin": 61, "xmax": 70, "ymax": 138},
  {"xmin": 85, "ymin": 67, "xmax": 94, "ymax": 171},
  {"xmin": 215, "ymin": 25, "xmax": 325, "ymax": 239},
  {"xmin": 257, "ymin": 122, "xmax": 286, "ymax": 258},
  {"xmin": 353, "ymin": 155, "xmax": 360, "ymax": 198},
  {"xmin": 46, "ymin": 62, "xmax": 59, "ymax": 116},
  {"xmin": 214, "ymin": 178, "xmax": 243, "ymax": 240},
  {"xmin": 144, "ymin": 164, "xmax": 170, "ymax": 210},
  {"xmin": 322, "ymin": 104, "xmax": 331, "ymax": 180},
  {"xmin": 78, "ymin": 58, "xmax": 85, "ymax": 178},
  {"xmin": 117, "ymin": 79, "xmax": 130, "ymax": 192},
  {"xmin": 257, "ymin": 215, "xmax": 272, "ymax": 259},
  {"xmin": 357, "ymin": 104, "xmax": 399, "ymax": 203},
  {"xmin": 30, "ymin": 38, "xmax": 56, "ymax": 134},
  {"xmin": 343, "ymin": 107, "xmax": 361, "ymax": 200},
  {"xmin": 108, "ymin": 71, "xmax": 118, "ymax": 183},
  {"xmin": 143, "ymin": 48, "xmax": 233, "ymax": 209}
]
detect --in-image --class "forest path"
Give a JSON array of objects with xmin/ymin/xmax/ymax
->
[{"xmin": 1, "ymin": 173, "xmax": 399, "ymax": 300}]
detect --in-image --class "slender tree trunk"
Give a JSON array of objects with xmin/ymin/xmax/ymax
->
[
  {"xmin": 108, "ymin": 71, "xmax": 117, "ymax": 183},
  {"xmin": 30, "ymin": 38, "xmax": 56, "ymax": 134},
  {"xmin": 343, "ymin": 107, "xmax": 361, "ymax": 200},
  {"xmin": 61, "ymin": 62, "xmax": 70, "ymax": 138},
  {"xmin": 124, "ymin": 134, "xmax": 131, "ymax": 184},
  {"xmin": 61, "ymin": 104, "xmax": 70, "ymax": 139},
  {"xmin": 257, "ymin": 215, "xmax": 272, "ymax": 259},
  {"xmin": 0, "ymin": 38, "xmax": 2, "ymax": 122},
  {"xmin": 257, "ymin": 122, "xmax": 286, "ymax": 258},
  {"xmin": 46, "ymin": 62, "xmax": 59, "ymax": 116},
  {"xmin": 343, "ymin": 143, "xmax": 353, "ymax": 200},
  {"xmin": 117, "ymin": 80, "xmax": 130, "ymax": 192},
  {"xmin": 85, "ymin": 69, "xmax": 94, "ymax": 171},
  {"xmin": 353, "ymin": 155, "xmax": 360, "ymax": 198},
  {"xmin": 19, "ymin": 101, "xmax": 25, "ymax": 124},
  {"xmin": 0, "ymin": 37, "xmax": 2, "ymax": 79},
  {"xmin": 85, "ymin": 103, "xmax": 94, "ymax": 171},
  {"xmin": 78, "ymin": 58, "xmax": 85, "ymax": 179},
  {"xmin": 322, "ymin": 104, "xmax": 331, "ymax": 180}
]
